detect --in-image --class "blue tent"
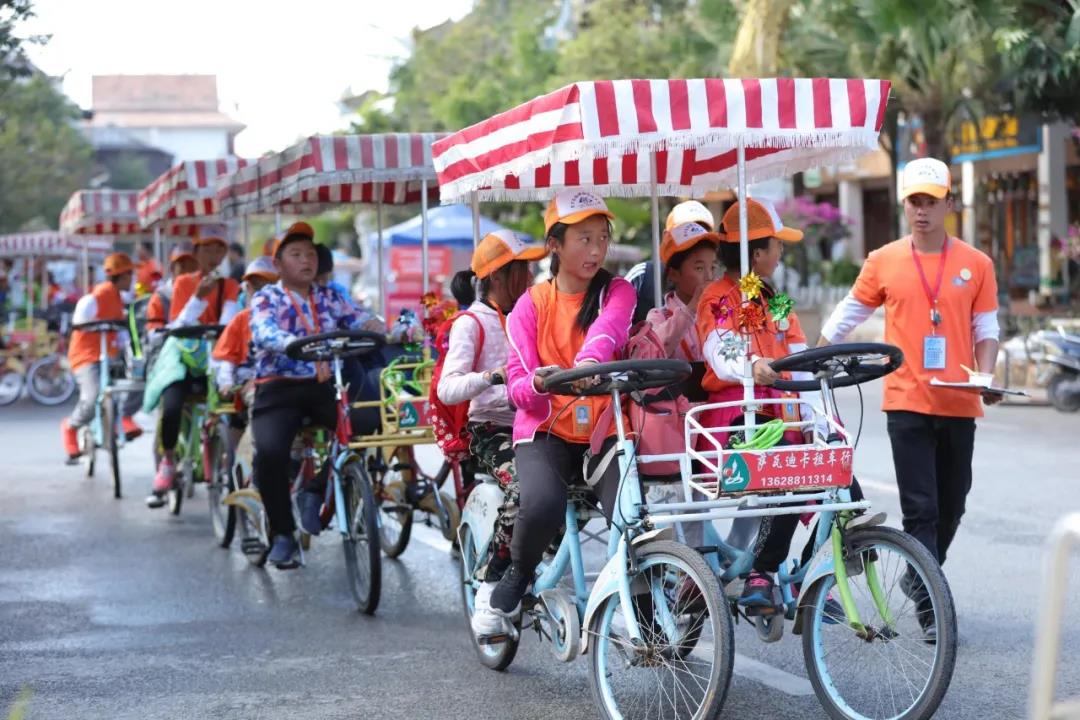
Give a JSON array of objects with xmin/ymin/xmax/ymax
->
[{"xmin": 376, "ymin": 203, "xmax": 508, "ymax": 246}]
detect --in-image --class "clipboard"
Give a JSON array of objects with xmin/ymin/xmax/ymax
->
[{"xmin": 929, "ymin": 377, "xmax": 1030, "ymax": 397}]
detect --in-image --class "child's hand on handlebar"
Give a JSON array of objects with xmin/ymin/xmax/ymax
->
[
  {"xmin": 485, "ymin": 366, "xmax": 507, "ymax": 386},
  {"xmin": 533, "ymin": 365, "xmax": 561, "ymax": 392},
  {"xmin": 752, "ymin": 358, "xmax": 779, "ymax": 386},
  {"xmin": 570, "ymin": 359, "xmax": 600, "ymax": 393},
  {"xmin": 316, "ymin": 363, "xmax": 332, "ymax": 383}
]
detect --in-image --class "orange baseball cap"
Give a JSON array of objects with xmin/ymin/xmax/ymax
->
[
  {"xmin": 665, "ymin": 200, "xmax": 714, "ymax": 232},
  {"xmin": 900, "ymin": 158, "xmax": 951, "ymax": 200},
  {"xmin": 169, "ymin": 244, "xmax": 195, "ymax": 263},
  {"xmin": 472, "ymin": 229, "xmax": 548, "ymax": 279},
  {"xmin": 193, "ymin": 224, "xmax": 228, "ymax": 247},
  {"xmin": 242, "ymin": 256, "xmax": 279, "ymax": 282},
  {"xmin": 719, "ymin": 198, "xmax": 803, "ymax": 243},
  {"xmin": 543, "ymin": 189, "xmax": 614, "ymax": 234},
  {"xmin": 271, "ymin": 221, "xmax": 316, "ymax": 257},
  {"xmin": 659, "ymin": 222, "xmax": 723, "ymax": 264},
  {"xmin": 103, "ymin": 252, "xmax": 134, "ymax": 277}
]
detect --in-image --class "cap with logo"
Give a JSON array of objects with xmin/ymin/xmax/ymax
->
[
  {"xmin": 719, "ymin": 198, "xmax": 803, "ymax": 243},
  {"xmin": 243, "ymin": 255, "xmax": 279, "ymax": 282},
  {"xmin": 900, "ymin": 158, "xmax": 951, "ymax": 200},
  {"xmin": 104, "ymin": 252, "xmax": 135, "ymax": 277},
  {"xmin": 543, "ymin": 189, "xmax": 615, "ymax": 234},
  {"xmin": 472, "ymin": 229, "xmax": 548, "ymax": 279},
  {"xmin": 659, "ymin": 222, "xmax": 723, "ymax": 264},
  {"xmin": 665, "ymin": 200, "xmax": 714, "ymax": 232},
  {"xmin": 272, "ymin": 221, "xmax": 316, "ymax": 257},
  {"xmin": 193, "ymin": 224, "xmax": 228, "ymax": 247}
]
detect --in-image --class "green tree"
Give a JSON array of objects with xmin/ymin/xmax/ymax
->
[
  {"xmin": 995, "ymin": 0, "xmax": 1080, "ymax": 121},
  {"xmin": 0, "ymin": 0, "xmax": 39, "ymax": 87},
  {"xmin": 104, "ymin": 151, "xmax": 155, "ymax": 190},
  {"xmin": 0, "ymin": 74, "xmax": 93, "ymax": 232}
]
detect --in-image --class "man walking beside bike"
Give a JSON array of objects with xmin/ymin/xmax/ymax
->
[
  {"xmin": 820, "ymin": 158, "xmax": 1000, "ymax": 578},
  {"xmin": 61, "ymin": 253, "xmax": 142, "ymax": 461},
  {"xmin": 249, "ymin": 222, "xmax": 383, "ymax": 569}
]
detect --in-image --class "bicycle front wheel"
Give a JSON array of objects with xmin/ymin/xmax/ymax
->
[
  {"xmin": 26, "ymin": 355, "xmax": 75, "ymax": 405},
  {"xmin": 801, "ymin": 525, "xmax": 958, "ymax": 720},
  {"xmin": 207, "ymin": 421, "xmax": 237, "ymax": 548},
  {"xmin": 0, "ymin": 369, "xmax": 23, "ymax": 406},
  {"xmin": 341, "ymin": 461, "xmax": 381, "ymax": 614},
  {"xmin": 102, "ymin": 396, "xmax": 121, "ymax": 498},
  {"xmin": 375, "ymin": 449, "xmax": 413, "ymax": 558},
  {"xmin": 588, "ymin": 539, "xmax": 733, "ymax": 720}
]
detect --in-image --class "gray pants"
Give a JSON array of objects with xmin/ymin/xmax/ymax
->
[{"xmin": 70, "ymin": 363, "xmax": 142, "ymax": 428}]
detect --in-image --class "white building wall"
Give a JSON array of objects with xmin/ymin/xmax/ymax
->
[{"xmin": 121, "ymin": 127, "xmax": 232, "ymax": 162}]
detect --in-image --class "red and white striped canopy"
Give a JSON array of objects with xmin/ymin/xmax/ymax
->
[
  {"xmin": 433, "ymin": 78, "xmax": 891, "ymax": 202},
  {"xmin": 0, "ymin": 232, "xmax": 112, "ymax": 258},
  {"xmin": 217, "ymin": 133, "xmax": 447, "ymax": 217},
  {"xmin": 138, "ymin": 158, "xmax": 249, "ymax": 230},
  {"xmin": 59, "ymin": 189, "xmax": 144, "ymax": 235}
]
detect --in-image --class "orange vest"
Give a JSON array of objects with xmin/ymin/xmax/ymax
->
[
  {"xmin": 211, "ymin": 309, "xmax": 252, "ymax": 365},
  {"xmin": 68, "ymin": 282, "xmax": 125, "ymax": 371},
  {"xmin": 168, "ymin": 272, "xmax": 240, "ymax": 324}
]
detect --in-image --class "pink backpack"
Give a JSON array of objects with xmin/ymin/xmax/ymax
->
[{"xmin": 625, "ymin": 321, "xmax": 690, "ymax": 478}]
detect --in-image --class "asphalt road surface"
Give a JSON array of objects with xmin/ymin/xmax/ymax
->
[{"xmin": 2, "ymin": 382, "xmax": 1078, "ymax": 719}]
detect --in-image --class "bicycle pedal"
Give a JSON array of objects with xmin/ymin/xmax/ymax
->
[
  {"xmin": 241, "ymin": 538, "xmax": 266, "ymax": 555},
  {"xmin": 476, "ymin": 632, "xmax": 512, "ymax": 645},
  {"xmin": 846, "ymin": 511, "xmax": 887, "ymax": 531}
]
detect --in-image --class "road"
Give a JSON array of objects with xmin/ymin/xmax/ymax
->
[{"xmin": 2, "ymin": 382, "xmax": 1079, "ymax": 719}]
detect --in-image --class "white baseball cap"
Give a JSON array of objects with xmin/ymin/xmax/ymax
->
[
  {"xmin": 901, "ymin": 158, "xmax": 951, "ymax": 200},
  {"xmin": 665, "ymin": 200, "xmax": 714, "ymax": 232},
  {"xmin": 544, "ymin": 189, "xmax": 614, "ymax": 234}
]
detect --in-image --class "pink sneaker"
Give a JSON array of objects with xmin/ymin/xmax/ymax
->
[{"xmin": 152, "ymin": 459, "xmax": 175, "ymax": 493}]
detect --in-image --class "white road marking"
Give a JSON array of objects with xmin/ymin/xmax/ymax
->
[
  {"xmin": 696, "ymin": 641, "xmax": 814, "ymax": 696},
  {"xmin": 411, "ymin": 522, "xmax": 453, "ymax": 553},
  {"xmin": 856, "ymin": 476, "xmax": 899, "ymax": 496}
]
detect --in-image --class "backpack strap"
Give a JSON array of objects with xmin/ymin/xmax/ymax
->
[{"xmin": 457, "ymin": 311, "xmax": 485, "ymax": 372}]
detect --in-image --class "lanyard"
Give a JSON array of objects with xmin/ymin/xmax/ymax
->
[
  {"xmin": 910, "ymin": 237, "xmax": 949, "ymax": 329},
  {"xmin": 482, "ymin": 299, "xmax": 507, "ymax": 333},
  {"xmin": 287, "ymin": 287, "xmax": 321, "ymax": 336}
]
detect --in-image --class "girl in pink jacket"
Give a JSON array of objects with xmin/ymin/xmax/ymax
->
[
  {"xmin": 471, "ymin": 190, "xmax": 636, "ymax": 638},
  {"xmin": 437, "ymin": 230, "xmax": 546, "ymax": 589}
]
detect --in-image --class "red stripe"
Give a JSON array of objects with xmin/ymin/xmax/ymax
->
[
  {"xmin": 534, "ymin": 164, "xmax": 551, "ymax": 189},
  {"xmin": 654, "ymin": 149, "xmax": 668, "ymax": 183},
  {"xmin": 410, "ymin": 134, "xmax": 424, "ymax": 168},
  {"xmin": 845, "ymin": 79, "xmax": 867, "ymax": 127},
  {"xmin": 631, "ymin": 79, "xmax": 657, "ymax": 134},
  {"xmin": 875, "ymin": 80, "xmax": 890, "ymax": 131},
  {"xmin": 360, "ymin": 135, "xmax": 374, "ymax": 169},
  {"xmin": 812, "ymin": 78, "xmax": 832, "ymax": 128},
  {"xmin": 594, "ymin": 80, "xmax": 620, "ymax": 137},
  {"xmin": 690, "ymin": 146, "xmax": 779, "ymax": 175},
  {"xmin": 704, "ymin": 79, "xmax": 727, "ymax": 128},
  {"xmin": 436, "ymin": 122, "xmax": 584, "ymax": 184},
  {"xmin": 360, "ymin": 183, "xmax": 372, "ymax": 204},
  {"xmin": 681, "ymin": 149, "xmax": 695, "ymax": 186},
  {"xmin": 564, "ymin": 160, "xmax": 580, "ymax": 186},
  {"xmin": 333, "ymin": 136, "xmax": 349, "ymax": 171},
  {"xmin": 195, "ymin": 162, "xmax": 208, "ymax": 188},
  {"xmin": 384, "ymin": 135, "xmax": 399, "ymax": 169},
  {"xmin": 309, "ymin": 137, "xmax": 324, "ymax": 172},
  {"xmin": 504, "ymin": 174, "xmax": 520, "ymax": 190},
  {"xmin": 592, "ymin": 157, "xmax": 608, "ymax": 186},
  {"xmin": 777, "ymin": 78, "xmax": 796, "ymax": 129},
  {"xmin": 741, "ymin": 78, "xmax": 763, "ymax": 128},
  {"xmin": 669, "ymin": 79, "xmax": 690, "ymax": 131},
  {"xmin": 432, "ymin": 85, "xmax": 578, "ymax": 156}
]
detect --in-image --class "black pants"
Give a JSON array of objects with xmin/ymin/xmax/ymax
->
[
  {"xmin": 160, "ymin": 373, "xmax": 207, "ymax": 451},
  {"xmin": 886, "ymin": 411, "xmax": 976, "ymax": 565},
  {"xmin": 251, "ymin": 379, "xmax": 337, "ymax": 538},
  {"xmin": 511, "ymin": 434, "xmax": 622, "ymax": 576}
]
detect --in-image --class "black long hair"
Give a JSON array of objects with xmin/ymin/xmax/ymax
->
[
  {"xmin": 718, "ymin": 237, "xmax": 771, "ymax": 273},
  {"xmin": 547, "ymin": 221, "xmax": 613, "ymax": 333},
  {"xmin": 450, "ymin": 269, "xmax": 488, "ymax": 306}
]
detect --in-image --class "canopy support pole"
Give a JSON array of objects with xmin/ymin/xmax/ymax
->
[
  {"xmin": 241, "ymin": 215, "xmax": 250, "ymax": 255},
  {"xmin": 470, "ymin": 192, "xmax": 480, "ymax": 248},
  {"xmin": 24, "ymin": 257, "xmax": 32, "ymax": 326},
  {"xmin": 736, "ymin": 138, "xmax": 755, "ymax": 425},
  {"xmin": 153, "ymin": 226, "xmax": 163, "ymax": 269},
  {"xmin": 649, "ymin": 153, "xmax": 663, "ymax": 308},
  {"xmin": 420, "ymin": 178, "xmax": 430, "ymax": 297},
  {"xmin": 81, "ymin": 240, "xmax": 89, "ymax": 293},
  {"xmin": 274, "ymin": 210, "xmax": 282, "ymax": 235},
  {"xmin": 376, "ymin": 188, "xmax": 385, "ymax": 318},
  {"xmin": 40, "ymin": 257, "xmax": 47, "ymax": 312}
]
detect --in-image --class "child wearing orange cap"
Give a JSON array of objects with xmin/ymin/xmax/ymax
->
[
  {"xmin": 145, "ymin": 244, "xmax": 197, "ymax": 334},
  {"xmin": 61, "ymin": 252, "xmax": 143, "ymax": 460},
  {"xmin": 439, "ymin": 230, "xmax": 546, "ymax": 604},
  {"xmin": 147, "ymin": 227, "xmax": 242, "ymax": 508},
  {"xmin": 471, "ymin": 190, "xmax": 636, "ymax": 639}
]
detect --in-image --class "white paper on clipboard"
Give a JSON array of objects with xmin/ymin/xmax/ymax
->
[{"xmin": 929, "ymin": 378, "xmax": 1030, "ymax": 397}]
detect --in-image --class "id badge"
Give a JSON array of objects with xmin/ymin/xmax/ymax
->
[
  {"xmin": 779, "ymin": 391, "xmax": 801, "ymax": 424},
  {"xmin": 573, "ymin": 404, "xmax": 592, "ymax": 436},
  {"xmin": 923, "ymin": 335, "xmax": 946, "ymax": 370}
]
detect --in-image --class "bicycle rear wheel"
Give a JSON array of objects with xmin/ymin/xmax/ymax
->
[
  {"xmin": 374, "ymin": 449, "xmax": 413, "ymax": 558},
  {"xmin": 26, "ymin": 355, "xmax": 75, "ymax": 406},
  {"xmin": 102, "ymin": 396, "xmax": 121, "ymax": 499},
  {"xmin": 207, "ymin": 421, "xmax": 237, "ymax": 548},
  {"xmin": 80, "ymin": 424, "xmax": 96, "ymax": 478},
  {"xmin": 0, "ymin": 368, "xmax": 23, "ymax": 406},
  {"xmin": 459, "ymin": 523, "xmax": 518, "ymax": 671},
  {"xmin": 341, "ymin": 460, "xmax": 381, "ymax": 614},
  {"xmin": 588, "ymin": 540, "xmax": 733, "ymax": 720},
  {"xmin": 801, "ymin": 525, "xmax": 957, "ymax": 720}
]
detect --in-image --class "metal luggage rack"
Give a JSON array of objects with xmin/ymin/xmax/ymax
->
[{"xmin": 348, "ymin": 356, "xmax": 435, "ymax": 450}]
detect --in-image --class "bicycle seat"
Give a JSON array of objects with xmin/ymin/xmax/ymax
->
[
  {"xmin": 72, "ymin": 319, "xmax": 128, "ymax": 333},
  {"xmin": 166, "ymin": 324, "xmax": 225, "ymax": 340}
]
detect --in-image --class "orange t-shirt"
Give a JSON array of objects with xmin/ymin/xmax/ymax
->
[
  {"xmin": 168, "ymin": 272, "xmax": 240, "ymax": 324},
  {"xmin": 211, "ymin": 309, "xmax": 252, "ymax": 365},
  {"xmin": 532, "ymin": 281, "xmax": 620, "ymax": 443},
  {"xmin": 852, "ymin": 236, "xmax": 998, "ymax": 418},
  {"xmin": 68, "ymin": 282, "xmax": 125, "ymax": 372},
  {"xmin": 695, "ymin": 275, "xmax": 807, "ymax": 393},
  {"xmin": 145, "ymin": 291, "xmax": 167, "ymax": 331}
]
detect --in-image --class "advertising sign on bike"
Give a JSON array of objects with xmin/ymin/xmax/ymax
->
[{"xmin": 720, "ymin": 447, "xmax": 854, "ymax": 494}]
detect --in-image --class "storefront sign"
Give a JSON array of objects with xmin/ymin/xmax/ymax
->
[{"xmin": 949, "ymin": 113, "xmax": 1041, "ymax": 163}]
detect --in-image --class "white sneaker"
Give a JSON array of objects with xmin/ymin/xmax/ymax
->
[
  {"xmin": 473, "ymin": 581, "xmax": 497, "ymax": 615},
  {"xmin": 471, "ymin": 602, "xmax": 519, "ymax": 638}
]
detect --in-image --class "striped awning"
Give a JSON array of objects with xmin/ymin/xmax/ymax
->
[
  {"xmin": 216, "ymin": 133, "xmax": 447, "ymax": 217},
  {"xmin": 0, "ymin": 232, "xmax": 112, "ymax": 258},
  {"xmin": 432, "ymin": 78, "xmax": 891, "ymax": 202},
  {"xmin": 138, "ymin": 157, "xmax": 249, "ymax": 230},
  {"xmin": 59, "ymin": 189, "xmax": 143, "ymax": 235}
]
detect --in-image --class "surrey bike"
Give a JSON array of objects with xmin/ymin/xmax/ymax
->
[
  {"xmin": 233, "ymin": 329, "xmax": 385, "ymax": 611},
  {"xmin": 459, "ymin": 358, "xmax": 735, "ymax": 720},
  {"xmin": 160, "ymin": 324, "xmax": 224, "ymax": 516},
  {"xmin": 71, "ymin": 319, "xmax": 143, "ymax": 499},
  {"xmin": 640, "ymin": 342, "xmax": 958, "ymax": 720}
]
